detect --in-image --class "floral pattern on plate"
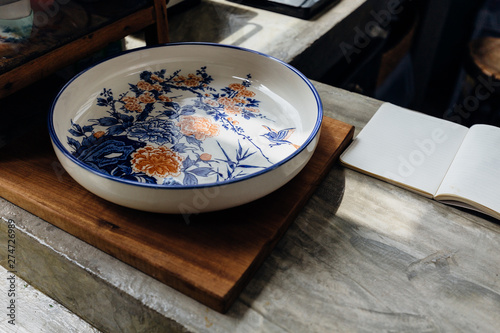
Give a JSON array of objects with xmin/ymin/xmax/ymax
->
[{"xmin": 67, "ymin": 67, "xmax": 299, "ymax": 186}]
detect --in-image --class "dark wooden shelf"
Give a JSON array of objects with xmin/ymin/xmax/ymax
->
[{"xmin": 0, "ymin": 0, "xmax": 169, "ymax": 99}]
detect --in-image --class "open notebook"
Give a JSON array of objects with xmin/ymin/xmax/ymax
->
[{"xmin": 340, "ymin": 103, "xmax": 500, "ymax": 220}]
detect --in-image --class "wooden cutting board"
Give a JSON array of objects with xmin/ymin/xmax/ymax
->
[{"xmin": 0, "ymin": 116, "xmax": 353, "ymax": 313}]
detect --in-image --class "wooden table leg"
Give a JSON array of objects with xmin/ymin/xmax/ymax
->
[{"xmin": 146, "ymin": 0, "xmax": 170, "ymax": 45}]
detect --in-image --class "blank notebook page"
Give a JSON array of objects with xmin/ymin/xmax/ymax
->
[
  {"xmin": 436, "ymin": 124, "xmax": 500, "ymax": 213},
  {"xmin": 340, "ymin": 103, "xmax": 468, "ymax": 197}
]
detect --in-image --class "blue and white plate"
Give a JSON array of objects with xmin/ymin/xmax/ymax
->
[{"xmin": 49, "ymin": 43, "xmax": 322, "ymax": 214}]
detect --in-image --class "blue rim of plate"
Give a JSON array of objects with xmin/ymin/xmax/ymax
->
[{"xmin": 48, "ymin": 42, "xmax": 323, "ymax": 190}]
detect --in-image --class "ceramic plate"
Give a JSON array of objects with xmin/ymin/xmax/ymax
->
[{"xmin": 49, "ymin": 43, "xmax": 322, "ymax": 213}]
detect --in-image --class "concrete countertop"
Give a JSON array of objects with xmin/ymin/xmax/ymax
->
[
  {"xmin": 0, "ymin": 81, "xmax": 381, "ymax": 333},
  {"xmin": 2, "ymin": 79, "xmax": 500, "ymax": 332},
  {"xmin": 167, "ymin": 0, "xmax": 382, "ymax": 80}
]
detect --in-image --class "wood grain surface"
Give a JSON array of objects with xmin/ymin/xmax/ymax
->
[{"xmin": 0, "ymin": 116, "xmax": 354, "ymax": 313}]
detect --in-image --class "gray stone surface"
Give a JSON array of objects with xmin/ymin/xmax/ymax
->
[
  {"xmin": 0, "ymin": 264, "xmax": 100, "ymax": 333},
  {"xmin": 168, "ymin": 0, "xmax": 373, "ymax": 80}
]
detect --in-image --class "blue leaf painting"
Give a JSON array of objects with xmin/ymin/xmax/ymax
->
[
  {"xmin": 183, "ymin": 173, "xmax": 198, "ymax": 186},
  {"xmin": 67, "ymin": 67, "xmax": 275, "ymax": 186}
]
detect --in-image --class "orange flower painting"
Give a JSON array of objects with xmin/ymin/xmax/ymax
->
[
  {"xmin": 176, "ymin": 116, "xmax": 220, "ymax": 141},
  {"xmin": 70, "ymin": 68, "xmax": 272, "ymax": 187},
  {"xmin": 229, "ymin": 82, "xmax": 256, "ymax": 98},
  {"xmin": 152, "ymin": 84, "xmax": 163, "ymax": 91},
  {"xmin": 217, "ymin": 96, "xmax": 235, "ymax": 107},
  {"xmin": 224, "ymin": 105, "xmax": 242, "ymax": 115},
  {"xmin": 173, "ymin": 73, "xmax": 203, "ymax": 87},
  {"xmin": 151, "ymin": 74, "xmax": 164, "ymax": 82},
  {"xmin": 93, "ymin": 131, "xmax": 105, "ymax": 139},
  {"xmin": 206, "ymin": 83, "xmax": 260, "ymax": 117},
  {"xmin": 122, "ymin": 96, "xmax": 143, "ymax": 112},
  {"xmin": 131, "ymin": 146, "xmax": 184, "ymax": 178},
  {"xmin": 185, "ymin": 73, "xmax": 202, "ymax": 87},
  {"xmin": 228, "ymin": 83, "xmax": 246, "ymax": 91},
  {"xmin": 237, "ymin": 89, "xmax": 256, "ymax": 98},
  {"xmin": 158, "ymin": 95, "xmax": 172, "ymax": 102},
  {"xmin": 136, "ymin": 80, "xmax": 154, "ymax": 91},
  {"xmin": 203, "ymin": 98, "xmax": 219, "ymax": 107},
  {"xmin": 139, "ymin": 92, "xmax": 156, "ymax": 104},
  {"xmin": 199, "ymin": 153, "xmax": 212, "ymax": 161}
]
